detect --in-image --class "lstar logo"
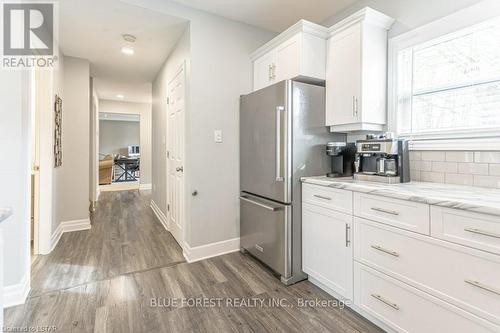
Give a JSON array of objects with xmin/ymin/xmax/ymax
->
[{"xmin": 1, "ymin": 2, "xmax": 58, "ymax": 69}]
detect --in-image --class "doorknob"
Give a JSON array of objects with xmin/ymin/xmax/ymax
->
[{"xmin": 176, "ymin": 166, "xmax": 184, "ymax": 172}]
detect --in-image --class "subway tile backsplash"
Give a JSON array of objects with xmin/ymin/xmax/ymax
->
[{"xmin": 410, "ymin": 151, "xmax": 500, "ymax": 188}]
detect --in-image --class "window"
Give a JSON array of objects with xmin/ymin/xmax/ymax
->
[{"xmin": 390, "ymin": 12, "xmax": 500, "ymax": 144}]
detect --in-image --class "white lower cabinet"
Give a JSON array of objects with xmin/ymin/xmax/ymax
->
[
  {"xmin": 302, "ymin": 202, "xmax": 353, "ymax": 300},
  {"xmin": 354, "ymin": 217, "xmax": 500, "ymax": 326},
  {"xmin": 302, "ymin": 183, "xmax": 500, "ymax": 333},
  {"xmin": 354, "ymin": 262, "xmax": 499, "ymax": 333}
]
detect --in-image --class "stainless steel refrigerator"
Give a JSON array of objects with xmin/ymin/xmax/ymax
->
[{"xmin": 240, "ymin": 79, "xmax": 343, "ymax": 285}]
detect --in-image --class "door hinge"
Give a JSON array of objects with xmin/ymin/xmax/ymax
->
[
  {"xmin": 167, "ymin": 151, "xmax": 170, "ymax": 158},
  {"xmin": 167, "ymin": 204, "xmax": 170, "ymax": 212},
  {"xmin": 167, "ymin": 97, "xmax": 170, "ymax": 104}
]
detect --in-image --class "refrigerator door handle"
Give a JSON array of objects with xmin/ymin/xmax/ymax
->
[{"xmin": 276, "ymin": 106, "xmax": 285, "ymax": 182}]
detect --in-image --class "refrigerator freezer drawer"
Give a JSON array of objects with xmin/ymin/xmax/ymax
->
[{"xmin": 240, "ymin": 193, "xmax": 291, "ymax": 277}]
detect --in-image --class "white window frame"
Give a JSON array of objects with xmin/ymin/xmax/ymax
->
[{"xmin": 388, "ymin": 0, "xmax": 500, "ymax": 150}]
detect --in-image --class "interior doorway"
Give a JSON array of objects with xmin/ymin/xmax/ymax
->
[
  {"xmin": 98, "ymin": 112, "xmax": 141, "ymax": 192},
  {"xmin": 166, "ymin": 62, "xmax": 186, "ymax": 247}
]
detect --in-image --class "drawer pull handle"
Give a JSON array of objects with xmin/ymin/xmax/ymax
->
[
  {"xmin": 313, "ymin": 194, "xmax": 332, "ymax": 201},
  {"xmin": 371, "ymin": 294, "xmax": 400, "ymax": 310},
  {"xmin": 371, "ymin": 207, "xmax": 399, "ymax": 216},
  {"xmin": 465, "ymin": 279, "xmax": 500, "ymax": 296},
  {"xmin": 345, "ymin": 223, "xmax": 351, "ymax": 247},
  {"xmin": 371, "ymin": 245, "xmax": 400, "ymax": 257},
  {"xmin": 464, "ymin": 228, "xmax": 500, "ymax": 240}
]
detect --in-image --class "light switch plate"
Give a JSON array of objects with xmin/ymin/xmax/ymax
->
[{"xmin": 214, "ymin": 130, "xmax": 223, "ymax": 143}]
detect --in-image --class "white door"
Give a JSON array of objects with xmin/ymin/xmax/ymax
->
[
  {"xmin": 253, "ymin": 51, "xmax": 275, "ymax": 91},
  {"xmin": 274, "ymin": 34, "xmax": 301, "ymax": 83},
  {"xmin": 167, "ymin": 63, "xmax": 186, "ymax": 247},
  {"xmin": 302, "ymin": 203, "xmax": 353, "ymax": 300},
  {"xmin": 326, "ymin": 23, "xmax": 362, "ymax": 126}
]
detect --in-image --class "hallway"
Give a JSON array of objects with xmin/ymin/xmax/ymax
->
[{"xmin": 4, "ymin": 191, "xmax": 382, "ymax": 333}]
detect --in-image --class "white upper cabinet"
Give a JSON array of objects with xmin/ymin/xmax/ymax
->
[
  {"xmin": 251, "ymin": 20, "xmax": 328, "ymax": 91},
  {"xmin": 326, "ymin": 8, "xmax": 394, "ymax": 132}
]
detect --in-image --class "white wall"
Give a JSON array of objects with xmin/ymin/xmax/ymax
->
[
  {"xmin": 99, "ymin": 99, "xmax": 152, "ymax": 185},
  {"xmin": 51, "ymin": 54, "xmax": 65, "ymax": 237},
  {"xmin": 0, "ymin": 72, "xmax": 31, "ymax": 290},
  {"xmin": 134, "ymin": 0, "xmax": 276, "ymax": 248},
  {"xmin": 321, "ymin": 0, "xmax": 484, "ymax": 37},
  {"xmin": 99, "ymin": 120, "xmax": 140, "ymax": 156},
  {"xmin": 58, "ymin": 56, "xmax": 90, "ymax": 223}
]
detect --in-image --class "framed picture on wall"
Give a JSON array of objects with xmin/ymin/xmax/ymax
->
[{"xmin": 54, "ymin": 95, "xmax": 63, "ymax": 167}]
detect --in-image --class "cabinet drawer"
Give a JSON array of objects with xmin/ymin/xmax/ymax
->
[
  {"xmin": 354, "ymin": 193, "xmax": 430, "ymax": 235},
  {"xmin": 431, "ymin": 207, "xmax": 500, "ymax": 255},
  {"xmin": 302, "ymin": 183, "xmax": 352, "ymax": 214},
  {"xmin": 355, "ymin": 217, "xmax": 500, "ymax": 325},
  {"xmin": 354, "ymin": 262, "xmax": 499, "ymax": 333}
]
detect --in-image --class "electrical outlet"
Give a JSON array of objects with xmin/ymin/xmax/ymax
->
[{"xmin": 214, "ymin": 130, "xmax": 223, "ymax": 143}]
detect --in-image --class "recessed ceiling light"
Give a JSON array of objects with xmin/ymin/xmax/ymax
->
[
  {"xmin": 121, "ymin": 47, "xmax": 134, "ymax": 55},
  {"xmin": 122, "ymin": 34, "xmax": 137, "ymax": 43},
  {"xmin": 116, "ymin": 94, "xmax": 124, "ymax": 99}
]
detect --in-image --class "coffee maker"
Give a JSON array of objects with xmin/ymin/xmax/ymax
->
[
  {"xmin": 326, "ymin": 142, "xmax": 357, "ymax": 178},
  {"xmin": 354, "ymin": 134, "xmax": 410, "ymax": 183}
]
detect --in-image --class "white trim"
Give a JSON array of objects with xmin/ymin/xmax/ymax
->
[
  {"xmin": 409, "ymin": 137, "xmax": 500, "ymax": 151},
  {"xmin": 49, "ymin": 218, "xmax": 91, "ymax": 253},
  {"xmin": 4, "ymin": 271, "xmax": 30, "ymax": 308},
  {"xmin": 388, "ymin": 0, "xmax": 500, "ymax": 149},
  {"xmin": 328, "ymin": 7, "xmax": 394, "ymax": 36},
  {"xmin": 139, "ymin": 183, "xmax": 152, "ymax": 191},
  {"xmin": 150, "ymin": 199, "xmax": 169, "ymax": 231},
  {"xmin": 329, "ymin": 123, "xmax": 385, "ymax": 133},
  {"xmin": 183, "ymin": 237, "xmax": 240, "ymax": 263},
  {"xmin": 50, "ymin": 224, "xmax": 62, "ymax": 253},
  {"xmin": 250, "ymin": 20, "xmax": 328, "ymax": 60}
]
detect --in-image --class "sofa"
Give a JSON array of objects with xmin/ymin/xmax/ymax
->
[{"xmin": 99, "ymin": 155, "xmax": 114, "ymax": 185}]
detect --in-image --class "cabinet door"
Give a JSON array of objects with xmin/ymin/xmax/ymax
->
[
  {"xmin": 274, "ymin": 34, "xmax": 301, "ymax": 83},
  {"xmin": 253, "ymin": 51, "xmax": 275, "ymax": 91},
  {"xmin": 326, "ymin": 23, "xmax": 362, "ymax": 126},
  {"xmin": 302, "ymin": 202, "xmax": 353, "ymax": 300}
]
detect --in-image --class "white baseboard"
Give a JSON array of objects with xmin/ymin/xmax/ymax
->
[
  {"xmin": 140, "ymin": 183, "xmax": 152, "ymax": 191},
  {"xmin": 150, "ymin": 200, "xmax": 169, "ymax": 231},
  {"xmin": 183, "ymin": 237, "xmax": 240, "ymax": 263},
  {"xmin": 50, "ymin": 218, "xmax": 91, "ymax": 253},
  {"xmin": 4, "ymin": 271, "xmax": 30, "ymax": 308}
]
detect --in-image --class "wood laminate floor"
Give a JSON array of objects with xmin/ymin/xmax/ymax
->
[{"xmin": 5, "ymin": 190, "xmax": 384, "ymax": 333}]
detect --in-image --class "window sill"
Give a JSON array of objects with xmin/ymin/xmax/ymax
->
[{"xmin": 408, "ymin": 137, "xmax": 500, "ymax": 151}]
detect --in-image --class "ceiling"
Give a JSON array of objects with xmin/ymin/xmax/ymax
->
[
  {"xmin": 170, "ymin": 0, "xmax": 358, "ymax": 32},
  {"xmin": 94, "ymin": 78, "xmax": 152, "ymax": 103},
  {"xmin": 59, "ymin": 0, "xmax": 188, "ymax": 102}
]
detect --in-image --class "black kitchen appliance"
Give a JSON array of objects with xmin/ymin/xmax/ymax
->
[
  {"xmin": 326, "ymin": 142, "xmax": 357, "ymax": 178},
  {"xmin": 354, "ymin": 134, "xmax": 410, "ymax": 183}
]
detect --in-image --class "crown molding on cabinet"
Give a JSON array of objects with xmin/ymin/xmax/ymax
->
[
  {"xmin": 328, "ymin": 7, "xmax": 395, "ymax": 37},
  {"xmin": 250, "ymin": 20, "xmax": 329, "ymax": 61}
]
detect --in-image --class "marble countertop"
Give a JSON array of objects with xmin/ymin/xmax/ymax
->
[
  {"xmin": 302, "ymin": 176, "xmax": 500, "ymax": 217},
  {"xmin": 0, "ymin": 207, "xmax": 12, "ymax": 223}
]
